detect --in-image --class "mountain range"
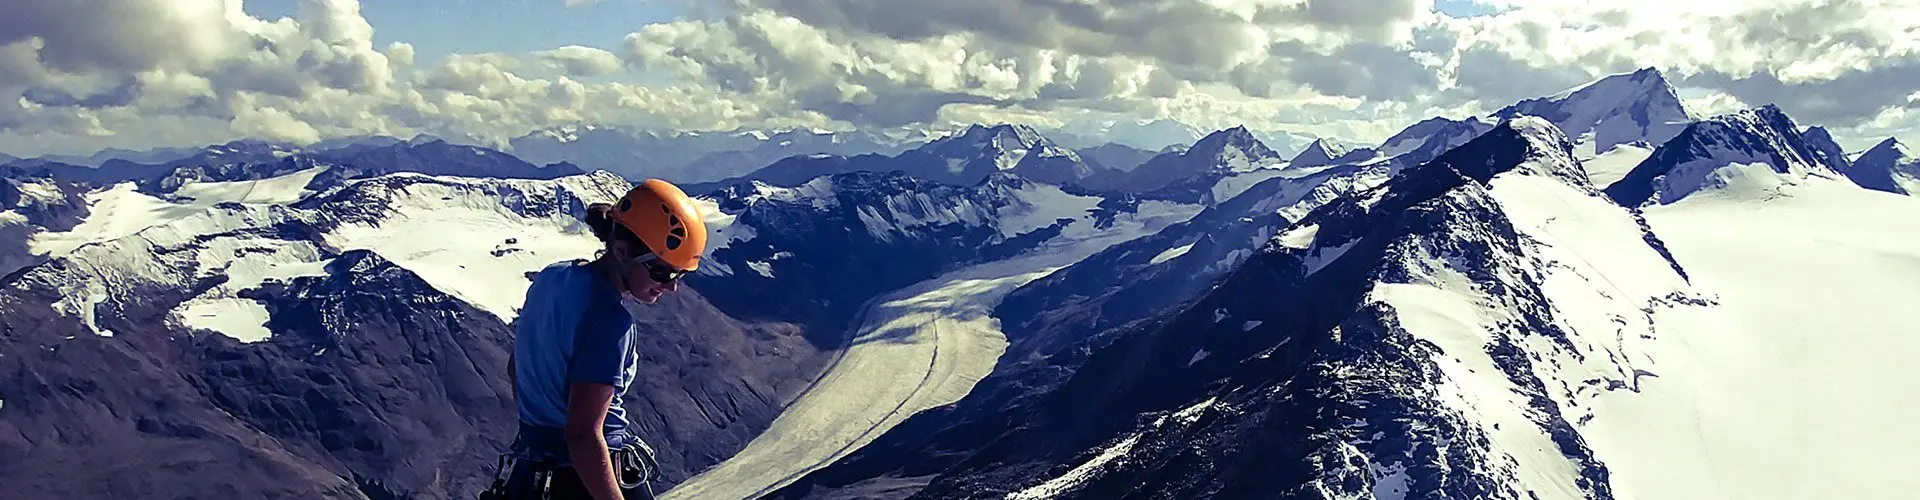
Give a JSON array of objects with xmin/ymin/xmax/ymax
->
[{"xmin": 3, "ymin": 66, "xmax": 1918, "ymax": 500}]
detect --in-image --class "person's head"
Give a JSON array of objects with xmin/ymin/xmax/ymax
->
[{"xmin": 584, "ymin": 179, "xmax": 709, "ymax": 305}]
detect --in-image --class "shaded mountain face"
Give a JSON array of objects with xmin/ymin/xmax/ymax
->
[
  {"xmin": 1374, "ymin": 116, "xmax": 1496, "ymax": 167},
  {"xmin": 1846, "ymin": 137, "xmax": 1919, "ymax": 195},
  {"xmin": 1494, "ymin": 67, "xmax": 1693, "ymax": 156},
  {"xmin": 0, "ymin": 169, "xmax": 825, "ymax": 499},
  {"xmin": 0, "ymin": 177, "xmax": 90, "ymax": 276},
  {"xmin": 766, "ymin": 117, "xmax": 1706, "ymax": 499},
  {"xmin": 1800, "ymin": 126, "xmax": 1852, "ymax": 173},
  {"xmin": 1074, "ymin": 143, "xmax": 1159, "ymax": 173},
  {"xmin": 1606, "ymin": 104, "xmax": 1837, "ymax": 206}
]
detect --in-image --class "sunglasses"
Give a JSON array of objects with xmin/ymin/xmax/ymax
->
[{"xmin": 626, "ymin": 254, "xmax": 691, "ymax": 284}]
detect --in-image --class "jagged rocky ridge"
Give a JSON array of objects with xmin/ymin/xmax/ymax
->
[
  {"xmin": 768, "ymin": 117, "xmax": 1707, "ymax": 499},
  {"xmin": 1606, "ymin": 104, "xmax": 1840, "ymax": 206}
]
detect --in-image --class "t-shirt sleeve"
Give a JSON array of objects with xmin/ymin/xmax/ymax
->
[{"xmin": 567, "ymin": 302, "xmax": 631, "ymax": 386}]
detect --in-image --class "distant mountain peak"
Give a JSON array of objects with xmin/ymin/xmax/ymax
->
[
  {"xmin": 1289, "ymin": 137, "xmax": 1352, "ymax": 168},
  {"xmin": 1495, "ymin": 67, "xmax": 1693, "ymax": 156},
  {"xmin": 1186, "ymin": 126, "xmax": 1279, "ymax": 170},
  {"xmin": 1848, "ymin": 137, "xmax": 1919, "ymax": 195}
]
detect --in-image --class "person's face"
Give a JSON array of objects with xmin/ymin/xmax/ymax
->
[{"xmin": 614, "ymin": 241, "xmax": 685, "ymax": 304}]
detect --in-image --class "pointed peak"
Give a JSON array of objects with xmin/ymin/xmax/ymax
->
[
  {"xmin": 1630, "ymin": 66, "xmax": 1668, "ymax": 83},
  {"xmin": 1190, "ymin": 126, "xmax": 1272, "ymax": 157},
  {"xmin": 1289, "ymin": 137, "xmax": 1352, "ymax": 167}
]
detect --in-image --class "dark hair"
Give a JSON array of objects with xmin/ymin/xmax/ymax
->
[{"xmin": 585, "ymin": 202, "xmax": 650, "ymax": 252}]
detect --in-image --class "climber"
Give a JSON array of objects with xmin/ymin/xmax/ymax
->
[{"xmin": 480, "ymin": 179, "xmax": 708, "ymax": 500}]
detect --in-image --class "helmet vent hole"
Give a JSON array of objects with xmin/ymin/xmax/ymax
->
[{"xmin": 666, "ymin": 235, "xmax": 683, "ymax": 250}]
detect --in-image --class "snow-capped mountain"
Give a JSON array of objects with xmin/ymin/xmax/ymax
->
[
  {"xmin": 1606, "ymin": 104, "xmax": 1840, "ymax": 206},
  {"xmin": 0, "ymin": 167, "xmax": 830, "ymax": 499},
  {"xmin": 1081, "ymin": 126, "xmax": 1287, "ymax": 202},
  {"xmin": 767, "ymin": 113, "xmax": 1920, "ymax": 500},
  {"xmin": 1493, "ymin": 67, "xmax": 1694, "ymax": 157},
  {"xmin": 1847, "ymin": 137, "xmax": 1919, "ymax": 195},
  {"xmin": 904, "ymin": 124, "xmax": 1097, "ymax": 186}
]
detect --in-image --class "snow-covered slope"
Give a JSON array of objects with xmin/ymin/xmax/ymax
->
[
  {"xmin": 1846, "ymin": 137, "xmax": 1919, "ymax": 195},
  {"xmin": 1579, "ymin": 143, "xmax": 1654, "ymax": 190},
  {"xmin": 1606, "ymin": 104, "xmax": 1840, "ymax": 207},
  {"xmin": 1606, "ymin": 175, "xmax": 1920, "ymax": 499},
  {"xmin": 28, "ymin": 167, "xmax": 330, "ymax": 259},
  {"xmin": 303, "ymin": 171, "xmax": 628, "ymax": 322},
  {"xmin": 1494, "ymin": 67, "xmax": 1694, "ymax": 156}
]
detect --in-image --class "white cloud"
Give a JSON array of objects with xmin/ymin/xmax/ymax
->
[
  {"xmin": 534, "ymin": 46, "xmax": 624, "ymax": 77},
  {"xmin": 1, "ymin": 0, "xmax": 1917, "ymax": 158}
]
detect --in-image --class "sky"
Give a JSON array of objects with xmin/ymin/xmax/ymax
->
[{"xmin": 1, "ymin": 0, "xmax": 1917, "ymax": 157}]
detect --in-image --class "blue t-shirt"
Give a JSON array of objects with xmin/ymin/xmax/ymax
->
[{"xmin": 510, "ymin": 260, "xmax": 639, "ymax": 463}]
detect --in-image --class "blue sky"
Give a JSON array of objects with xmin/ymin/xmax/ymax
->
[{"xmin": 242, "ymin": 0, "xmax": 704, "ymax": 65}]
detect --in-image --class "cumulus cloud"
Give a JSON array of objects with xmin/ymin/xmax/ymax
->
[{"xmin": 2, "ymin": 0, "xmax": 1918, "ymax": 157}]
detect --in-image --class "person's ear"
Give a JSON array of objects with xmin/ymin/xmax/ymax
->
[{"xmin": 607, "ymin": 239, "xmax": 631, "ymax": 261}]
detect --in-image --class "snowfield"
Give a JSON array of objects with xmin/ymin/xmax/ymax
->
[
  {"xmin": 1401, "ymin": 164, "xmax": 1920, "ymax": 500},
  {"xmin": 1598, "ymin": 174, "xmax": 1920, "ymax": 500},
  {"xmin": 662, "ymin": 199, "xmax": 1202, "ymax": 500}
]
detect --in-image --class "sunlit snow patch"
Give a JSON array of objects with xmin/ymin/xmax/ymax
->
[
  {"xmin": 1149, "ymin": 242, "xmax": 1195, "ymax": 265},
  {"xmin": 1006, "ymin": 433, "xmax": 1143, "ymax": 500},
  {"xmin": 319, "ymin": 172, "xmax": 626, "ymax": 323}
]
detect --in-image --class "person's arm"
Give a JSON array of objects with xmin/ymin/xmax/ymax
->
[
  {"xmin": 565, "ymin": 382, "xmax": 623, "ymax": 500},
  {"xmin": 566, "ymin": 299, "xmax": 635, "ymax": 500}
]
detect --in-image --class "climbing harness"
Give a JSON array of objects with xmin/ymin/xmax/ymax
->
[{"xmin": 477, "ymin": 441, "xmax": 661, "ymax": 500}]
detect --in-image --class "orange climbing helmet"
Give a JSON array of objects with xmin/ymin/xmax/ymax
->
[{"xmin": 610, "ymin": 179, "xmax": 708, "ymax": 271}]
